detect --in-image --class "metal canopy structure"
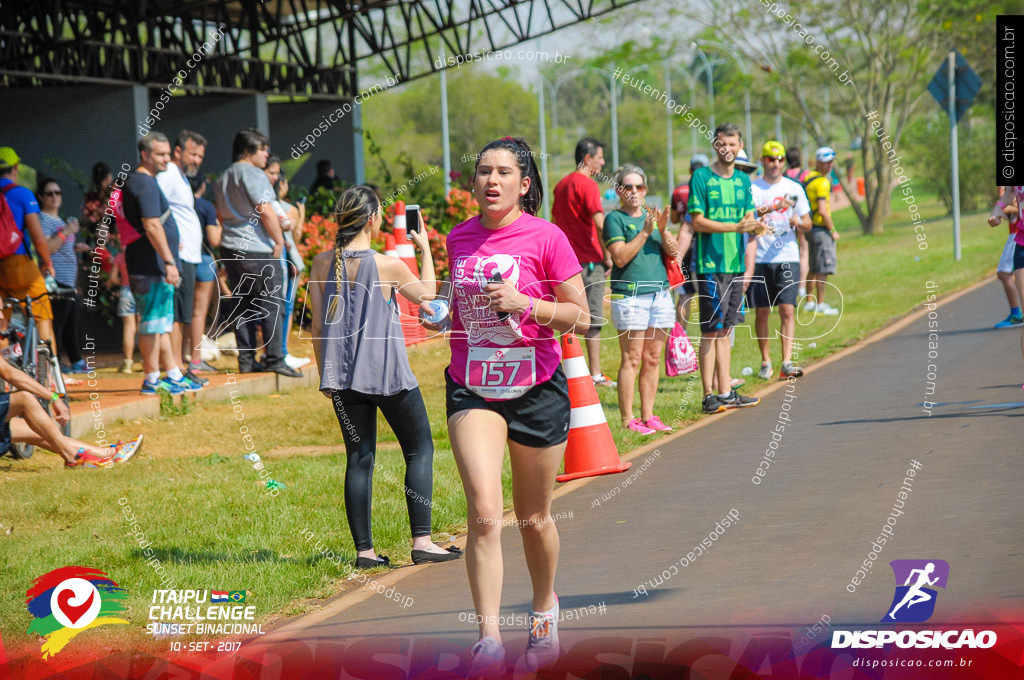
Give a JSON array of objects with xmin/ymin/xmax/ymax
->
[{"xmin": 1, "ymin": 0, "xmax": 645, "ymax": 101}]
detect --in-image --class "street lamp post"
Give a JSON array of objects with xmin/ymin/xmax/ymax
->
[
  {"xmin": 538, "ymin": 71, "xmax": 550, "ymax": 219},
  {"xmin": 609, "ymin": 69, "xmax": 619, "ymax": 170},
  {"xmin": 548, "ymin": 67, "xmax": 619, "ymax": 174},
  {"xmin": 690, "ymin": 42, "xmax": 716, "ymax": 133},
  {"xmin": 694, "ymin": 41, "xmax": 752, "ymax": 144},
  {"xmin": 439, "ymin": 52, "xmax": 451, "ymax": 197},
  {"xmin": 775, "ymin": 87, "xmax": 783, "ymax": 140},
  {"xmin": 664, "ymin": 56, "xmax": 674, "ymax": 199}
]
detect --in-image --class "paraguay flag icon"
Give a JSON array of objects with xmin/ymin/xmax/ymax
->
[{"xmin": 881, "ymin": 559, "xmax": 949, "ymax": 623}]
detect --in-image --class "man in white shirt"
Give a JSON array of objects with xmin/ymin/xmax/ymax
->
[
  {"xmin": 744, "ymin": 141, "xmax": 812, "ymax": 380},
  {"xmin": 157, "ymin": 130, "xmax": 208, "ymax": 387}
]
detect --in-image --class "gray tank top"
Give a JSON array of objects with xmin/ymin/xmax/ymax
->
[{"xmin": 317, "ymin": 249, "xmax": 418, "ymax": 395}]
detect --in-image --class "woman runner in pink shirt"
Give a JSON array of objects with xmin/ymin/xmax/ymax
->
[
  {"xmin": 989, "ymin": 185, "xmax": 1024, "ymax": 385},
  {"xmin": 436, "ymin": 137, "xmax": 589, "ymax": 674}
]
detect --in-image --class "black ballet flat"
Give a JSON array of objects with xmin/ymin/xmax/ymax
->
[
  {"xmin": 411, "ymin": 545, "xmax": 463, "ymax": 564},
  {"xmin": 354, "ymin": 555, "xmax": 391, "ymax": 569}
]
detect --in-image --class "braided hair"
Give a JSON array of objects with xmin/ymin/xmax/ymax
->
[
  {"xmin": 327, "ymin": 185, "xmax": 381, "ymax": 318},
  {"xmin": 473, "ymin": 137, "xmax": 544, "ymax": 216}
]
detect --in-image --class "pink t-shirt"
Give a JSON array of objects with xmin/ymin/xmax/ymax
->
[
  {"xmin": 446, "ymin": 212, "xmax": 582, "ymax": 399},
  {"xmin": 1014, "ymin": 187, "xmax": 1024, "ymax": 247}
]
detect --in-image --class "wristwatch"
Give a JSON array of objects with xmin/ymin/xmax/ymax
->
[{"xmin": 164, "ymin": 259, "xmax": 176, "ymax": 268}]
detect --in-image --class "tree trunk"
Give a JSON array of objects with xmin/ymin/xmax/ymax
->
[{"xmin": 862, "ymin": 144, "xmax": 892, "ymax": 235}]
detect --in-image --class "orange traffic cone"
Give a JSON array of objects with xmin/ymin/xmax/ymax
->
[{"xmin": 556, "ymin": 334, "xmax": 631, "ymax": 483}]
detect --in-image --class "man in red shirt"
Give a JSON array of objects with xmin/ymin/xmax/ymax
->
[{"xmin": 552, "ymin": 138, "xmax": 615, "ymax": 387}]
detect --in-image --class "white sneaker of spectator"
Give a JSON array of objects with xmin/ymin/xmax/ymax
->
[{"xmin": 284, "ymin": 354, "xmax": 311, "ymax": 370}]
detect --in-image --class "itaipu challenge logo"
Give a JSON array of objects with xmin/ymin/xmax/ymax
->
[
  {"xmin": 25, "ymin": 566, "xmax": 129, "ymax": 659},
  {"xmin": 881, "ymin": 559, "xmax": 949, "ymax": 623}
]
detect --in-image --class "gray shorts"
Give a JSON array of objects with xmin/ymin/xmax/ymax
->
[
  {"xmin": 807, "ymin": 227, "xmax": 837, "ymax": 275},
  {"xmin": 581, "ymin": 261, "xmax": 608, "ymax": 330}
]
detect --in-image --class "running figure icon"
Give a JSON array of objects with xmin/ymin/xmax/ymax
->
[
  {"xmin": 888, "ymin": 562, "xmax": 939, "ymax": 619},
  {"xmin": 881, "ymin": 559, "xmax": 949, "ymax": 623}
]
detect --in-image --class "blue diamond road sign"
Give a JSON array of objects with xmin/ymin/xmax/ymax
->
[{"xmin": 928, "ymin": 49, "xmax": 981, "ymax": 125}]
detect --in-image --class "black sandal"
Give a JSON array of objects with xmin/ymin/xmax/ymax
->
[{"xmin": 411, "ymin": 545, "xmax": 463, "ymax": 564}]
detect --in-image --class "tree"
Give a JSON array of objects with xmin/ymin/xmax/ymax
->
[{"xmin": 696, "ymin": 0, "xmax": 1014, "ymax": 234}]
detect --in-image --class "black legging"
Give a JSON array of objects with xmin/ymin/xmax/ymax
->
[
  {"xmin": 52, "ymin": 294, "xmax": 83, "ymax": 364},
  {"xmin": 330, "ymin": 387, "xmax": 434, "ymax": 551}
]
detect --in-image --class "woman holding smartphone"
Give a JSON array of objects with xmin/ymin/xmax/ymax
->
[
  {"xmin": 434, "ymin": 137, "xmax": 589, "ymax": 674},
  {"xmin": 308, "ymin": 185, "xmax": 461, "ymax": 568}
]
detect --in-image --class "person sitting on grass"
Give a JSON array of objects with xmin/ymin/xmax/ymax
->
[{"xmin": 0, "ymin": 357, "xmax": 142, "ymax": 468}]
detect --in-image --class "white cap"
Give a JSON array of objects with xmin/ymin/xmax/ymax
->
[{"xmin": 815, "ymin": 146, "xmax": 836, "ymax": 162}]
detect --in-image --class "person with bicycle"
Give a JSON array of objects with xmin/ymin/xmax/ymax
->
[
  {"xmin": 0, "ymin": 147, "xmax": 55, "ymax": 345},
  {"xmin": 0, "ymin": 354, "xmax": 142, "ymax": 468}
]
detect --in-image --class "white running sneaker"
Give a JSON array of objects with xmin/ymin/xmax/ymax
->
[
  {"xmin": 523, "ymin": 593, "xmax": 560, "ymax": 670},
  {"xmin": 468, "ymin": 636, "xmax": 505, "ymax": 678},
  {"xmin": 818, "ymin": 302, "xmax": 840, "ymax": 316},
  {"xmin": 284, "ymin": 354, "xmax": 311, "ymax": 369},
  {"xmin": 803, "ymin": 300, "xmax": 817, "ymax": 311}
]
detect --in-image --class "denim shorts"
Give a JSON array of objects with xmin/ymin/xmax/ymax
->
[
  {"xmin": 118, "ymin": 285, "xmax": 137, "ymax": 316},
  {"xmin": 196, "ymin": 251, "xmax": 217, "ymax": 282},
  {"xmin": 610, "ymin": 288, "xmax": 675, "ymax": 331}
]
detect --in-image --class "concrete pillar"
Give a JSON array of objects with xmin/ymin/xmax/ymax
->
[
  {"xmin": 2, "ymin": 85, "xmax": 148, "ymax": 212},
  {"xmin": 156, "ymin": 93, "xmax": 270, "ymax": 174},
  {"xmin": 269, "ymin": 99, "xmax": 364, "ymax": 191}
]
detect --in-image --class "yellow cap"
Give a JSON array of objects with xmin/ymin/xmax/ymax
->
[
  {"xmin": 0, "ymin": 147, "xmax": 20, "ymax": 170},
  {"xmin": 761, "ymin": 140, "xmax": 786, "ymax": 158}
]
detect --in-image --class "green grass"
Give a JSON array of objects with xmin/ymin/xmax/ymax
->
[{"xmin": 0, "ymin": 192, "xmax": 1005, "ymax": 647}]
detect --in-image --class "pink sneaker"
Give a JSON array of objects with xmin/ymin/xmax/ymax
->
[
  {"xmin": 643, "ymin": 415, "xmax": 673, "ymax": 432},
  {"xmin": 626, "ymin": 418, "xmax": 656, "ymax": 435}
]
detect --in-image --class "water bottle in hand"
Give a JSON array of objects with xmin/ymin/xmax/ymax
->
[{"xmin": 422, "ymin": 300, "xmax": 450, "ymax": 329}]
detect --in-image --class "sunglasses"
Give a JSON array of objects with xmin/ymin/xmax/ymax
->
[
  {"xmin": 42, "ymin": 190, "xmax": 62, "ymax": 196},
  {"xmin": 763, "ymin": 157, "xmax": 785, "ymax": 163},
  {"xmin": 621, "ymin": 184, "xmax": 647, "ymax": 191}
]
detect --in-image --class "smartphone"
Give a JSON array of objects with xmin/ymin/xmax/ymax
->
[
  {"xmin": 406, "ymin": 204, "xmax": 420, "ymax": 233},
  {"xmin": 489, "ymin": 272, "xmax": 510, "ymax": 320},
  {"xmin": 298, "ymin": 195, "xmax": 307, "ymax": 205}
]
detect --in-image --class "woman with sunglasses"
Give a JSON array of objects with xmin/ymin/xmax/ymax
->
[
  {"xmin": 37, "ymin": 178, "xmax": 90, "ymax": 373},
  {"xmin": 603, "ymin": 164, "xmax": 678, "ymax": 435},
  {"xmin": 307, "ymin": 186, "xmax": 460, "ymax": 570}
]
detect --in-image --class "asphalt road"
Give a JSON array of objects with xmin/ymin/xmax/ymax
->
[{"xmin": 243, "ymin": 279, "xmax": 1024, "ymax": 678}]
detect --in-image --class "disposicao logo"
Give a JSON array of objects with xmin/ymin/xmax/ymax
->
[
  {"xmin": 881, "ymin": 559, "xmax": 949, "ymax": 623},
  {"xmin": 26, "ymin": 566, "xmax": 129, "ymax": 659},
  {"xmin": 832, "ymin": 559, "xmax": 997, "ymax": 650}
]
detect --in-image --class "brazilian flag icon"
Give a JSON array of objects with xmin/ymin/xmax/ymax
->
[{"xmin": 229, "ymin": 591, "xmax": 247, "ymax": 603}]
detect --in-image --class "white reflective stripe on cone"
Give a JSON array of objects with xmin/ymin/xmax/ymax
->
[
  {"xmin": 562, "ymin": 356, "xmax": 589, "ymax": 380},
  {"xmin": 397, "ymin": 244, "xmax": 415, "ymax": 258},
  {"xmin": 569, "ymin": 403, "xmax": 607, "ymax": 429},
  {"xmin": 385, "ymin": 250, "xmax": 397, "ymax": 257}
]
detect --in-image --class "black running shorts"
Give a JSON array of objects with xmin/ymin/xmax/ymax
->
[
  {"xmin": 696, "ymin": 272, "xmax": 744, "ymax": 334},
  {"xmin": 746, "ymin": 262, "xmax": 799, "ymax": 309},
  {"xmin": 445, "ymin": 366, "xmax": 571, "ymax": 448}
]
